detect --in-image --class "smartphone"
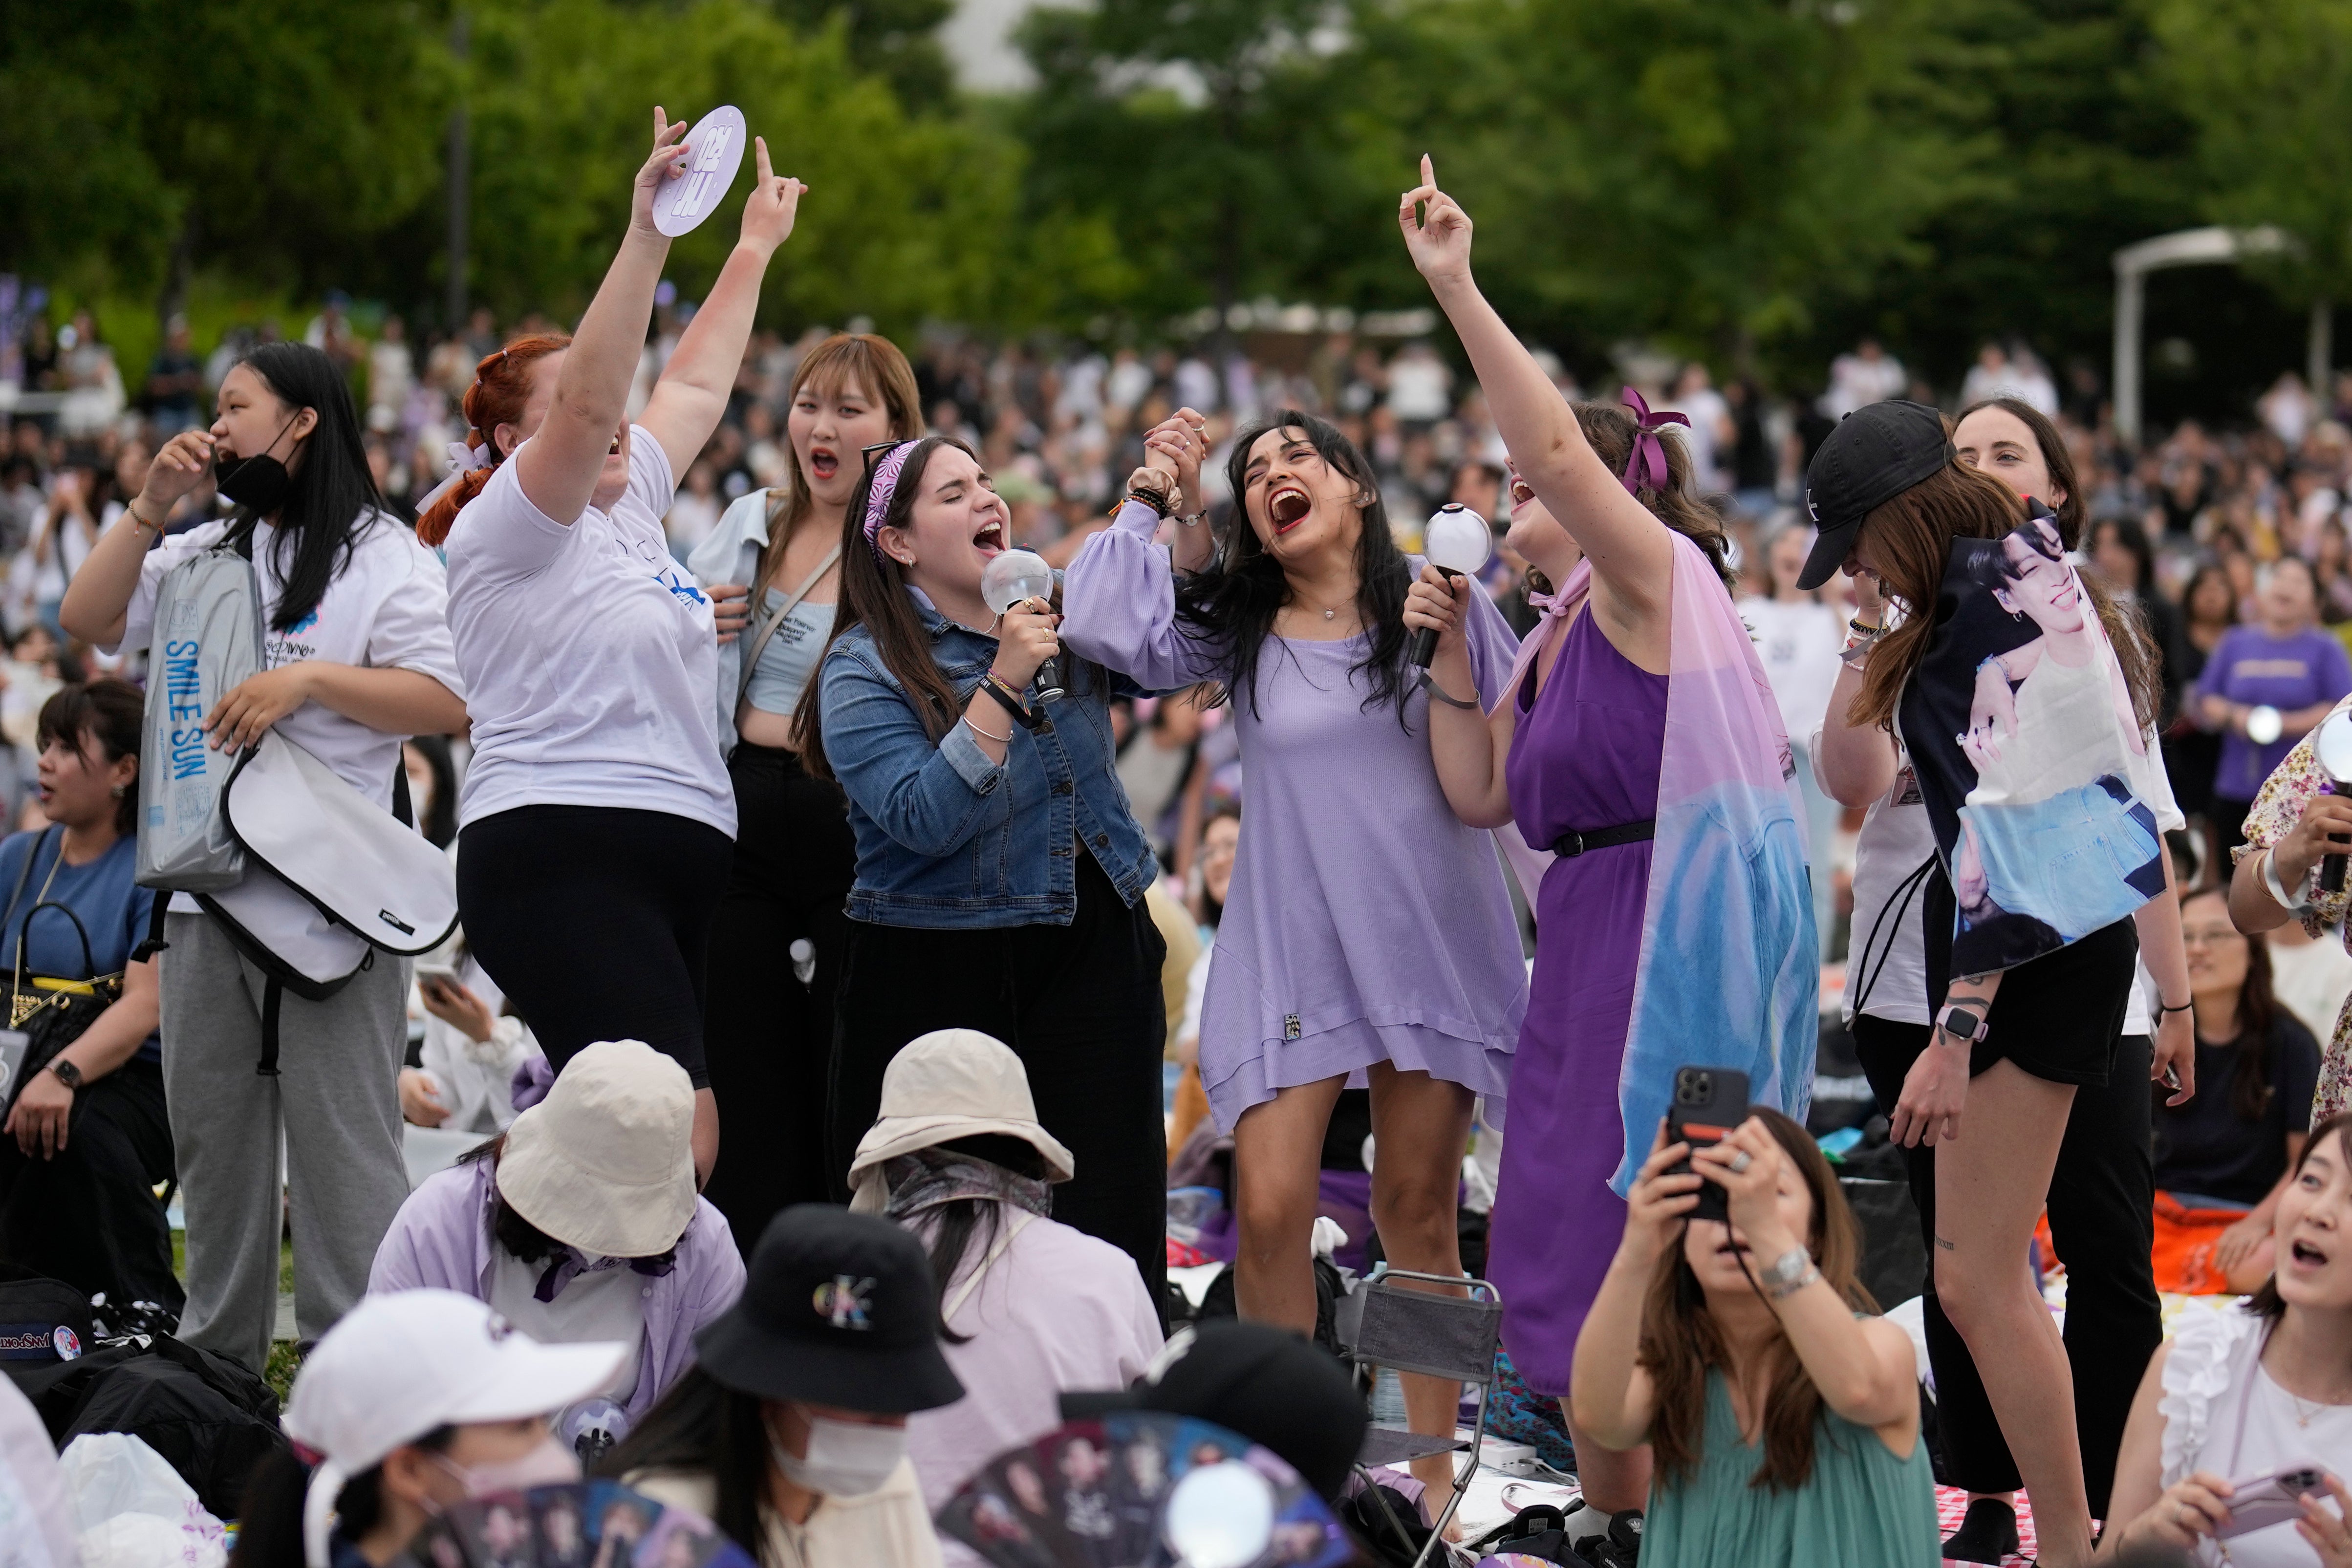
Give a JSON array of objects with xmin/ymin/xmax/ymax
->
[
  {"xmin": 2216, "ymin": 1465, "xmax": 2330, "ymax": 1539},
  {"xmin": 414, "ymin": 962, "xmax": 460, "ymax": 988},
  {"xmin": 1667, "ymin": 1066, "xmax": 1751, "ymax": 1224}
]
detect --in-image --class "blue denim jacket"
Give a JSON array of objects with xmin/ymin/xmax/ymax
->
[{"xmin": 817, "ymin": 594, "xmax": 1156, "ymax": 928}]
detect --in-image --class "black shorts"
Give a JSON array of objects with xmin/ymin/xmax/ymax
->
[{"xmin": 1927, "ymin": 867, "xmax": 2137, "ymax": 1087}]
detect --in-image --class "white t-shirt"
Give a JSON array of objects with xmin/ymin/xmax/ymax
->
[
  {"xmin": 1743, "ymin": 597, "xmax": 1844, "ymax": 745},
  {"xmin": 2160, "ymin": 1305, "xmax": 2352, "ymax": 1567},
  {"xmin": 108, "ymin": 509, "xmax": 465, "ymax": 912},
  {"xmin": 443, "ymin": 428, "xmax": 734, "ymax": 836}
]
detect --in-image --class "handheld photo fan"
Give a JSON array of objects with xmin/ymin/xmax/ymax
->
[{"xmin": 654, "ymin": 106, "xmax": 750, "ymax": 237}]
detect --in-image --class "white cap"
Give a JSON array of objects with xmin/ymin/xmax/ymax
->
[{"xmin": 285, "ymin": 1290, "xmax": 625, "ymax": 1568}]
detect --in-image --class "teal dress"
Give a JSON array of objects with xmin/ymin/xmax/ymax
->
[{"xmin": 1641, "ymin": 1373, "xmax": 1940, "ymax": 1567}]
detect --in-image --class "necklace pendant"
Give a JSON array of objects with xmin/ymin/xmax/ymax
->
[{"xmin": 1323, "ymin": 608, "xmax": 1335, "ymax": 620}]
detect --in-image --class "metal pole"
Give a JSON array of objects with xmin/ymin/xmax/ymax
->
[
  {"xmin": 445, "ymin": 9, "xmax": 470, "ymax": 332},
  {"xmin": 2312, "ymin": 297, "xmax": 2333, "ymax": 404},
  {"xmin": 2114, "ymin": 263, "xmax": 2144, "ymax": 449}
]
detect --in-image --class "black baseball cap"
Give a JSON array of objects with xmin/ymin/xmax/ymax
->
[
  {"xmin": 1058, "ymin": 1321, "xmax": 1366, "ymax": 1501},
  {"xmin": 692, "ymin": 1204, "xmax": 964, "ymax": 1415},
  {"xmin": 1796, "ymin": 399, "xmax": 1956, "ymax": 589}
]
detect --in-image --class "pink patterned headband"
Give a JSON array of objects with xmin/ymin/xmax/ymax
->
[
  {"xmin": 862, "ymin": 440, "xmax": 921, "ymax": 561},
  {"xmin": 1619, "ymin": 388, "xmax": 1689, "ymax": 496}
]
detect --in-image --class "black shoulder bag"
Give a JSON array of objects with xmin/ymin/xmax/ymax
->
[{"xmin": 0, "ymin": 828, "xmax": 127, "ymax": 1117}]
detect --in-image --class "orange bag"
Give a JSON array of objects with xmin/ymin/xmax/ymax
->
[{"xmin": 2150, "ymin": 1191, "xmax": 2250, "ymax": 1295}]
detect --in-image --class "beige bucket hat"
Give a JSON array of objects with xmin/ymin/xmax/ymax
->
[
  {"xmin": 845, "ymin": 1029, "xmax": 1076, "ymax": 1213},
  {"xmin": 496, "ymin": 1039, "xmax": 696, "ymax": 1259}
]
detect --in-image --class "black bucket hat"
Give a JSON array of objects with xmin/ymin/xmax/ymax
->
[
  {"xmin": 693, "ymin": 1204, "xmax": 964, "ymax": 1415},
  {"xmin": 1795, "ymin": 399, "xmax": 1956, "ymax": 589}
]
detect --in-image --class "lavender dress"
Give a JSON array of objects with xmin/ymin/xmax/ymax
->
[
  {"xmin": 1061, "ymin": 503, "xmax": 1527, "ymax": 1128},
  {"xmin": 1491, "ymin": 608, "xmax": 1667, "ymax": 1394}
]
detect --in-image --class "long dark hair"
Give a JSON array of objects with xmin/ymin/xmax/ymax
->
[
  {"xmin": 1573, "ymin": 400, "xmax": 1736, "ymax": 592},
  {"xmin": 1638, "ymin": 1108, "xmax": 1873, "ymax": 1492},
  {"xmin": 1178, "ymin": 412, "xmax": 1416, "ymax": 725},
  {"xmin": 228, "ymin": 343, "xmax": 379, "ymax": 632},
  {"xmin": 229, "ymin": 1427, "xmax": 455, "ymax": 1568},
  {"xmin": 601, "ymin": 1369, "xmax": 768, "ymax": 1550},
  {"xmin": 794, "ymin": 436, "xmax": 977, "ymax": 779},
  {"xmin": 456, "ymin": 1136, "xmax": 679, "ymax": 1268},
  {"xmin": 1957, "ymin": 396, "xmax": 2085, "ymax": 548},
  {"xmin": 37, "ymin": 678, "xmax": 143, "ymax": 836},
  {"xmin": 898, "ymin": 1134, "xmax": 1052, "ymax": 1347},
  {"xmin": 2177, "ymin": 888, "xmax": 2284, "ymax": 1122}
]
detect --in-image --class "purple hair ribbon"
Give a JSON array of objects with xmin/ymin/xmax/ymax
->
[
  {"xmin": 1619, "ymin": 388, "xmax": 1689, "ymax": 495},
  {"xmin": 862, "ymin": 440, "xmax": 921, "ymax": 560}
]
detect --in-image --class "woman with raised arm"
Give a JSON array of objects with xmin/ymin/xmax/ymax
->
[
  {"xmin": 1396, "ymin": 157, "xmax": 1818, "ymax": 1521},
  {"xmin": 436, "ymin": 109, "xmax": 804, "ymax": 1183},
  {"xmin": 1058, "ymin": 344, "xmax": 1529, "ymax": 1490},
  {"xmin": 59, "ymin": 341, "xmax": 468, "ymax": 1375}
]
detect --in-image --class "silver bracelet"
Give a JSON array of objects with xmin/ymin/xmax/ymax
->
[
  {"xmin": 1419, "ymin": 671, "xmax": 1480, "ymax": 711},
  {"xmin": 2262, "ymin": 847, "xmax": 2310, "ymax": 914},
  {"xmin": 960, "ymin": 712, "xmax": 1011, "ymax": 745},
  {"xmin": 1765, "ymin": 1261, "xmax": 1821, "ymax": 1301}
]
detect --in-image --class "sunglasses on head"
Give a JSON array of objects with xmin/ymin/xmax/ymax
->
[{"xmin": 862, "ymin": 439, "xmax": 908, "ymax": 472}]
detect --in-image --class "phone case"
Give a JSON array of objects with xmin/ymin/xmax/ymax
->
[
  {"xmin": 2216, "ymin": 1466, "xmax": 2329, "ymax": 1539},
  {"xmin": 1667, "ymin": 1067, "xmax": 1751, "ymax": 1224}
]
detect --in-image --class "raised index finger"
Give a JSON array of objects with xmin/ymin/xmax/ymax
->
[
  {"xmin": 1421, "ymin": 152, "xmax": 1435, "ymax": 188},
  {"xmin": 755, "ymin": 134, "xmax": 773, "ymax": 186}
]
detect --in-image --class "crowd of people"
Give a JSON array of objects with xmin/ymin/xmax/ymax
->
[{"xmin": 6, "ymin": 116, "xmax": 2352, "ymax": 1568}]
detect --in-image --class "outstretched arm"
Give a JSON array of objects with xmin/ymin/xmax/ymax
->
[
  {"xmin": 1401, "ymin": 157, "xmax": 1673, "ymax": 624},
  {"xmin": 642, "ymin": 136, "xmax": 806, "ymax": 479},
  {"xmin": 515, "ymin": 109, "xmax": 687, "ymax": 526}
]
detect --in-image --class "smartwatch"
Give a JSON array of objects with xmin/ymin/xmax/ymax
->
[
  {"xmin": 1935, "ymin": 1003, "xmax": 1988, "ymax": 1046},
  {"xmin": 47, "ymin": 1058, "xmax": 82, "ymax": 1091}
]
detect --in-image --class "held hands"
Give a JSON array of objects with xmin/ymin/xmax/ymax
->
[
  {"xmin": 1141, "ymin": 407, "xmax": 1211, "ymax": 509},
  {"xmin": 709, "ymin": 582, "xmax": 750, "ymax": 644},
  {"xmin": 4, "ymin": 1067, "xmax": 73, "ymax": 1159},
  {"xmin": 2274, "ymin": 790, "xmax": 2352, "ymax": 891},
  {"xmin": 1399, "ymin": 154, "xmax": 1473, "ymax": 287},
  {"xmin": 992, "ymin": 598, "xmax": 1061, "ymax": 689},
  {"xmin": 628, "ymin": 108, "xmax": 693, "ymax": 238},
  {"xmin": 1891, "ymin": 1026, "xmax": 1970, "ymax": 1147},
  {"xmin": 204, "ymin": 665, "xmax": 315, "ymax": 752},
  {"xmin": 736, "ymin": 136, "xmax": 805, "ymax": 259},
  {"xmin": 1618, "ymin": 1120, "xmax": 1703, "ymax": 1266},
  {"xmin": 139, "ymin": 430, "xmax": 216, "ymax": 516}
]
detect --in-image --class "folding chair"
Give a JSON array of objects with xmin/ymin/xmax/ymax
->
[{"xmin": 1341, "ymin": 1266, "xmax": 1503, "ymax": 1568}]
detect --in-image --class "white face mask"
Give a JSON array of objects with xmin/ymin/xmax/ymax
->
[
  {"xmin": 769, "ymin": 1411, "xmax": 906, "ymax": 1499},
  {"xmin": 433, "ymin": 1432, "xmax": 582, "ymax": 1498}
]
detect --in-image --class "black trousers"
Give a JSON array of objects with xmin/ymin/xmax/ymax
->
[
  {"xmin": 701, "ymin": 746, "xmax": 856, "ymax": 1257},
  {"xmin": 829, "ymin": 852, "xmax": 1168, "ymax": 1308},
  {"xmin": 1852, "ymin": 1016, "xmax": 2160, "ymax": 1513},
  {"xmin": 0, "ymin": 1056, "xmax": 184, "ymax": 1314},
  {"xmin": 458, "ymin": 805, "xmax": 734, "ymax": 1087}
]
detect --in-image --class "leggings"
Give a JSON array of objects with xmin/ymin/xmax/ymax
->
[
  {"xmin": 458, "ymin": 805, "xmax": 733, "ymax": 1088},
  {"xmin": 701, "ymin": 745, "xmax": 855, "ymax": 1254},
  {"xmin": 829, "ymin": 851, "xmax": 1169, "ymax": 1310}
]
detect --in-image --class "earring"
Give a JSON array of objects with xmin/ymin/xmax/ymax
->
[{"xmin": 110, "ymin": 785, "xmax": 125, "ymax": 798}]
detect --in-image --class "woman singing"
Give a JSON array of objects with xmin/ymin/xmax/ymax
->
[
  {"xmin": 1059, "ymin": 377, "xmax": 1529, "ymax": 1485},
  {"xmin": 801, "ymin": 427, "xmax": 1191, "ymax": 1302},
  {"xmin": 1395, "ymin": 158, "xmax": 1817, "ymax": 1518},
  {"xmin": 434, "ymin": 110, "xmax": 804, "ymax": 1181},
  {"xmin": 687, "ymin": 334, "xmax": 923, "ymax": 1242}
]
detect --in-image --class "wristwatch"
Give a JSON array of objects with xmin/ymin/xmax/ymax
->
[
  {"xmin": 1935, "ymin": 1002, "xmax": 1988, "ymax": 1046},
  {"xmin": 1760, "ymin": 1245, "xmax": 1816, "ymax": 1299},
  {"xmin": 47, "ymin": 1059, "xmax": 82, "ymax": 1091}
]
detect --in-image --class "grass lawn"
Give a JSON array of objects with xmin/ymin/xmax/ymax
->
[{"xmin": 170, "ymin": 1227, "xmax": 300, "ymax": 1405}]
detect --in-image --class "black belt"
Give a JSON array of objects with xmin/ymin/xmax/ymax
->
[{"xmin": 1552, "ymin": 818, "xmax": 1656, "ymax": 858}]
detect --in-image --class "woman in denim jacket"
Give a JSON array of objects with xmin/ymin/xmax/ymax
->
[{"xmin": 798, "ymin": 433, "xmax": 1171, "ymax": 1305}]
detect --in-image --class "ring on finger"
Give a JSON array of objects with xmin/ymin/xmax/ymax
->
[{"xmin": 1726, "ymin": 1149, "xmax": 1752, "ymax": 1175}]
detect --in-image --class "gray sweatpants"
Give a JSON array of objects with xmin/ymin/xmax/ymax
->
[{"xmin": 160, "ymin": 912, "xmax": 410, "ymax": 1374}]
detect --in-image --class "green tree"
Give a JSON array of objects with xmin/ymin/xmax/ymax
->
[{"xmin": 766, "ymin": 0, "xmax": 956, "ymax": 105}]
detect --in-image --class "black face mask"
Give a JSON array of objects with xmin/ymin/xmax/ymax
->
[{"xmin": 213, "ymin": 413, "xmax": 302, "ymax": 514}]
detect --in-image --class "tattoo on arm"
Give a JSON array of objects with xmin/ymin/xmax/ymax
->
[{"xmin": 1935, "ymin": 1236, "xmax": 1956, "ymax": 1252}]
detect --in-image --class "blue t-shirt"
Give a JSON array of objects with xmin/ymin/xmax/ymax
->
[
  {"xmin": 2197, "ymin": 625, "xmax": 2352, "ymax": 800},
  {"xmin": 0, "ymin": 830, "xmax": 158, "ymax": 1064}
]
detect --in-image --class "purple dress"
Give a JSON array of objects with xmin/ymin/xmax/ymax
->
[
  {"xmin": 1490, "ymin": 609, "xmax": 1667, "ymax": 1395},
  {"xmin": 1060, "ymin": 501, "xmax": 1528, "ymax": 1129}
]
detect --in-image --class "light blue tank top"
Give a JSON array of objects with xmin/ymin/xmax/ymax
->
[{"xmin": 741, "ymin": 591, "xmax": 838, "ymax": 717}]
